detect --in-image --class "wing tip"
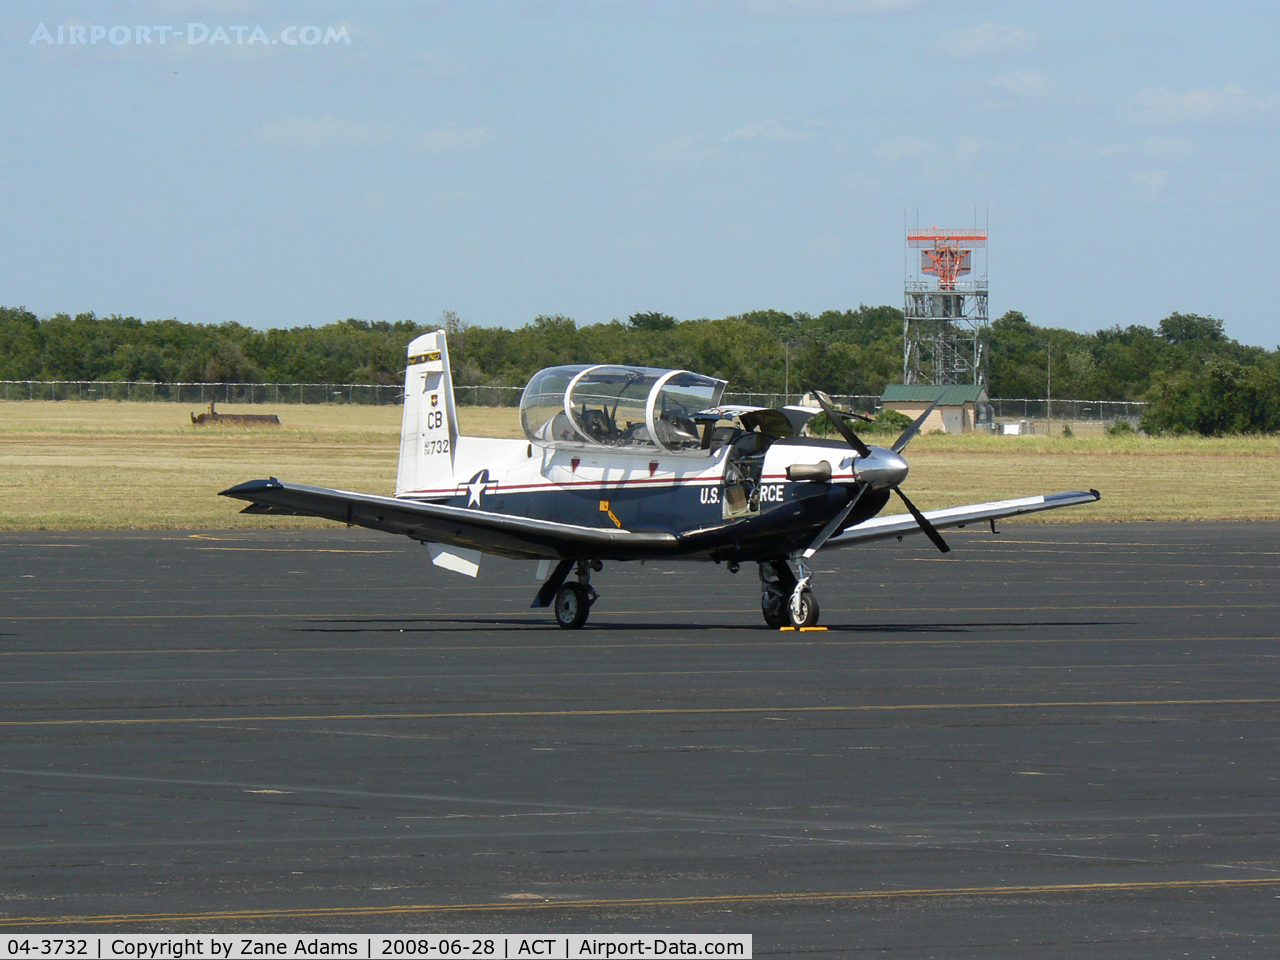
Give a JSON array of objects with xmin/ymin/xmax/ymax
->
[
  {"xmin": 1044, "ymin": 489, "xmax": 1102, "ymax": 505},
  {"xmin": 219, "ymin": 476, "xmax": 283, "ymax": 498}
]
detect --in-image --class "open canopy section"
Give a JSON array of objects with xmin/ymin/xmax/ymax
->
[{"xmin": 520, "ymin": 364, "xmax": 726, "ymax": 454}]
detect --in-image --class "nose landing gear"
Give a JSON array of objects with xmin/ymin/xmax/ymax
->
[
  {"xmin": 553, "ymin": 559, "xmax": 600, "ymax": 629},
  {"xmin": 758, "ymin": 558, "xmax": 820, "ymax": 629}
]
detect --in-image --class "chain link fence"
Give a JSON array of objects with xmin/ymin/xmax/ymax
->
[
  {"xmin": 989, "ymin": 398, "xmax": 1146, "ymax": 422},
  {"xmin": 723, "ymin": 393, "xmax": 882, "ymax": 413},
  {"xmin": 1, "ymin": 380, "xmax": 408, "ymax": 405},
  {"xmin": 1, "ymin": 380, "xmax": 1147, "ymax": 422}
]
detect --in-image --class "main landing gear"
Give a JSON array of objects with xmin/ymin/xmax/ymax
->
[
  {"xmin": 758, "ymin": 558, "xmax": 820, "ymax": 629},
  {"xmin": 553, "ymin": 559, "xmax": 600, "ymax": 629}
]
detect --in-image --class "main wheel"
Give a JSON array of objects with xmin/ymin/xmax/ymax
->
[
  {"xmin": 761, "ymin": 592, "xmax": 789, "ymax": 629},
  {"xmin": 789, "ymin": 589, "xmax": 820, "ymax": 628},
  {"xmin": 554, "ymin": 583, "xmax": 590, "ymax": 629}
]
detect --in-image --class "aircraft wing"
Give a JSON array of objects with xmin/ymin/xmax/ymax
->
[
  {"xmin": 219, "ymin": 478, "xmax": 680, "ymax": 561},
  {"xmin": 822, "ymin": 489, "xmax": 1101, "ymax": 550}
]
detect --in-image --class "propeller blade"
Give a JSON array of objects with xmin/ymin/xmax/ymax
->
[
  {"xmin": 806, "ymin": 384, "xmax": 871, "ymax": 458},
  {"xmin": 803, "ymin": 484, "xmax": 866, "ymax": 558},
  {"xmin": 891, "ymin": 398, "xmax": 941, "ymax": 454},
  {"xmin": 893, "ymin": 486, "xmax": 951, "ymax": 554}
]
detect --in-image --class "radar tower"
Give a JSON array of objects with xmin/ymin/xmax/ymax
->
[{"xmin": 903, "ymin": 225, "xmax": 988, "ymax": 386}]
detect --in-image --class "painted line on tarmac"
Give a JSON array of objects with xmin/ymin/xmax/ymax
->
[
  {"xmin": 4, "ymin": 600, "xmax": 1279, "ymax": 622},
  {"xmin": 4, "ymin": 876, "xmax": 1279, "ymax": 927},
  {"xmin": 8, "ymin": 767, "xmax": 1279, "ymax": 838},
  {"xmin": 902, "ymin": 557, "xmax": 1280, "ymax": 570},
  {"xmin": 187, "ymin": 547, "xmax": 401, "ymax": 553},
  {"xmin": 0, "ymin": 635, "xmax": 1275, "ymax": 658},
  {"xmin": 0, "ymin": 659, "xmax": 1259, "ymax": 687},
  {"xmin": 1, "ymin": 696, "xmax": 1276, "ymax": 728}
]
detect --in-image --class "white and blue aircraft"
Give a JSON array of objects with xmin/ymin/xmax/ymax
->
[{"xmin": 222, "ymin": 330, "xmax": 1099, "ymax": 629}]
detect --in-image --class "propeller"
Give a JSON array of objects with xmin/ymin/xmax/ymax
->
[
  {"xmin": 892, "ymin": 486, "xmax": 950, "ymax": 554},
  {"xmin": 805, "ymin": 384, "xmax": 871, "ymax": 457},
  {"xmin": 803, "ymin": 484, "xmax": 866, "ymax": 558},
  {"xmin": 805, "ymin": 386, "xmax": 951, "ymax": 555},
  {"xmin": 887, "ymin": 397, "xmax": 950, "ymax": 552},
  {"xmin": 891, "ymin": 398, "xmax": 940, "ymax": 453}
]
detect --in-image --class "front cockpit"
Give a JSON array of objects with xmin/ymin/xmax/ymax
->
[{"xmin": 520, "ymin": 364, "xmax": 727, "ymax": 455}]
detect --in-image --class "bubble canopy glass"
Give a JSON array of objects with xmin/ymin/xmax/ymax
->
[{"xmin": 520, "ymin": 364, "xmax": 727, "ymax": 454}]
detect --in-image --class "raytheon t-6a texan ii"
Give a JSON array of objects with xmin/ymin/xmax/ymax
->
[{"xmin": 221, "ymin": 330, "xmax": 1099, "ymax": 629}]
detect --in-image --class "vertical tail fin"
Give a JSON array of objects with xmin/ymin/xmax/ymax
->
[{"xmin": 396, "ymin": 330, "xmax": 459, "ymax": 496}]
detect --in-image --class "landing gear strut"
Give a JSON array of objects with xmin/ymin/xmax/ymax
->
[
  {"xmin": 553, "ymin": 559, "xmax": 600, "ymax": 629},
  {"xmin": 758, "ymin": 558, "xmax": 819, "ymax": 629}
]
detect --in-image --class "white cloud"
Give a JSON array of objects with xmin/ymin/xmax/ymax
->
[
  {"xmin": 146, "ymin": 0, "xmax": 266, "ymax": 15},
  {"xmin": 256, "ymin": 116, "xmax": 392, "ymax": 150},
  {"xmin": 725, "ymin": 119, "xmax": 812, "ymax": 143},
  {"xmin": 1131, "ymin": 169, "xmax": 1171, "ymax": 197},
  {"xmin": 989, "ymin": 72, "xmax": 1051, "ymax": 98},
  {"xmin": 653, "ymin": 119, "xmax": 814, "ymax": 162},
  {"xmin": 943, "ymin": 22, "xmax": 1038, "ymax": 58},
  {"xmin": 1125, "ymin": 84, "xmax": 1277, "ymax": 124},
  {"xmin": 255, "ymin": 118, "xmax": 496, "ymax": 153},
  {"xmin": 746, "ymin": 0, "xmax": 919, "ymax": 16},
  {"xmin": 417, "ymin": 127, "xmax": 498, "ymax": 152},
  {"xmin": 878, "ymin": 136, "xmax": 933, "ymax": 161},
  {"xmin": 1098, "ymin": 137, "xmax": 1197, "ymax": 160}
]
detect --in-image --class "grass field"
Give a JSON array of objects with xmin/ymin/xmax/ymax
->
[{"xmin": 2, "ymin": 400, "xmax": 1278, "ymax": 529}]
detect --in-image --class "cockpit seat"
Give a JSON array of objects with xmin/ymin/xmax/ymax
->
[{"xmin": 581, "ymin": 408, "xmax": 616, "ymax": 442}]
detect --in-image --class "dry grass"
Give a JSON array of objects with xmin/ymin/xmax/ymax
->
[
  {"xmin": 0, "ymin": 401, "xmax": 521, "ymax": 529},
  {"xmin": 901, "ymin": 432, "xmax": 1280, "ymax": 523},
  {"xmin": 1, "ymin": 401, "xmax": 1277, "ymax": 529}
]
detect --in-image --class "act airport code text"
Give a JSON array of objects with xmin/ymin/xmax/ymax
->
[{"xmin": 3, "ymin": 938, "xmax": 749, "ymax": 960}]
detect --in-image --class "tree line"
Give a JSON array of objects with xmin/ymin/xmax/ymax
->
[{"xmin": 2, "ymin": 303, "xmax": 1277, "ymax": 434}]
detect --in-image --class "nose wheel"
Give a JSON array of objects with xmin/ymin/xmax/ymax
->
[
  {"xmin": 553, "ymin": 559, "xmax": 600, "ymax": 629},
  {"xmin": 758, "ymin": 558, "xmax": 820, "ymax": 629},
  {"xmin": 789, "ymin": 588, "xmax": 819, "ymax": 628}
]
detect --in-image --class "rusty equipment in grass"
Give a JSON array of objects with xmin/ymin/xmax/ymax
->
[{"xmin": 191, "ymin": 401, "xmax": 280, "ymax": 426}]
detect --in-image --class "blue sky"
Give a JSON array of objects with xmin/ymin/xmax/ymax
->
[{"xmin": 2, "ymin": 1, "xmax": 1277, "ymax": 346}]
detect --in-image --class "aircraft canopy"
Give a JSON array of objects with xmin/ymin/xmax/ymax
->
[{"xmin": 520, "ymin": 364, "xmax": 727, "ymax": 454}]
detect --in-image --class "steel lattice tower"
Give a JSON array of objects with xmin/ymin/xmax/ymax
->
[{"xmin": 903, "ymin": 227, "xmax": 988, "ymax": 386}]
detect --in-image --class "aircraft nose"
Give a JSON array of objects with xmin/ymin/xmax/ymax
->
[{"xmin": 856, "ymin": 448, "xmax": 909, "ymax": 490}]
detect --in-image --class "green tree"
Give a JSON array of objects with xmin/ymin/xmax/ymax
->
[
  {"xmin": 1158, "ymin": 312, "xmax": 1225, "ymax": 346},
  {"xmin": 1142, "ymin": 358, "xmax": 1280, "ymax": 435},
  {"xmin": 627, "ymin": 311, "xmax": 677, "ymax": 332}
]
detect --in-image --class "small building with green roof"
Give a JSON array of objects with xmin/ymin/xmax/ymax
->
[{"xmin": 880, "ymin": 383, "xmax": 991, "ymax": 434}]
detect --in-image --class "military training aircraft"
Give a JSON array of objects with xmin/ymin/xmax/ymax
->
[{"xmin": 222, "ymin": 330, "xmax": 1099, "ymax": 629}]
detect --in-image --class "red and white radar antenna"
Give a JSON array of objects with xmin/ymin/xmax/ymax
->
[{"xmin": 908, "ymin": 226, "xmax": 987, "ymax": 290}]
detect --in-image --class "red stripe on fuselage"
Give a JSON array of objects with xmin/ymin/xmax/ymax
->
[{"xmin": 398, "ymin": 471, "xmax": 855, "ymax": 499}]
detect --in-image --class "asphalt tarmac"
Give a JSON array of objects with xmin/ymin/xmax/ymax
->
[{"xmin": 2, "ymin": 522, "xmax": 1279, "ymax": 956}]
